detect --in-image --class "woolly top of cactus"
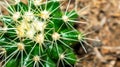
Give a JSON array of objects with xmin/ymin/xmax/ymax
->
[
  {"xmin": 0, "ymin": 0, "xmax": 85, "ymax": 67},
  {"xmin": 62, "ymin": 15, "xmax": 69, "ymax": 22},
  {"xmin": 40, "ymin": 10, "xmax": 50, "ymax": 19}
]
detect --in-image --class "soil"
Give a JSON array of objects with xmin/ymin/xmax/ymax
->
[{"xmin": 74, "ymin": 0, "xmax": 120, "ymax": 67}]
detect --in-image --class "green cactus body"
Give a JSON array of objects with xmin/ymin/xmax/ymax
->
[{"xmin": 0, "ymin": 0, "xmax": 85, "ymax": 67}]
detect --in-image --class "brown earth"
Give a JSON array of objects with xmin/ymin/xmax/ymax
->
[{"xmin": 74, "ymin": 0, "xmax": 120, "ymax": 67}]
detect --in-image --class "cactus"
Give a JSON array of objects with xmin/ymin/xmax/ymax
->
[{"xmin": 0, "ymin": 0, "xmax": 85, "ymax": 67}]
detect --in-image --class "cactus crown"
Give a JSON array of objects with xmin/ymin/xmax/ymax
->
[{"xmin": 0, "ymin": 0, "xmax": 85, "ymax": 67}]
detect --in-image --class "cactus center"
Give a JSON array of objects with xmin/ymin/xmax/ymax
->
[
  {"xmin": 52, "ymin": 32, "xmax": 60, "ymax": 40},
  {"xmin": 16, "ymin": 25, "xmax": 25, "ymax": 37},
  {"xmin": 17, "ymin": 43, "xmax": 25, "ymax": 51},
  {"xmin": 26, "ymin": 28, "xmax": 35, "ymax": 39},
  {"xmin": 33, "ymin": 55, "xmax": 40, "ymax": 62},
  {"xmin": 12, "ymin": 12, "xmax": 20, "ymax": 21},
  {"xmin": 40, "ymin": 10, "xmax": 50, "ymax": 19},
  {"xmin": 62, "ymin": 15, "xmax": 69, "ymax": 22},
  {"xmin": 60, "ymin": 54, "xmax": 65, "ymax": 59},
  {"xmin": 35, "ymin": 34, "xmax": 44, "ymax": 44},
  {"xmin": 23, "ymin": 12, "xmax": 34, "ymax": 21},
  {"xmin": 32, "ymin": 20, "xmax": 46, "ymax": 32}
]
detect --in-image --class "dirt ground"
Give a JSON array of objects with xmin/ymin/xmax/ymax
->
[
  {"xmin": 74, "ymin": 0, "xmax": 120, "ymax": 67},
  {"xmin": 0, "ymin": 0, "xmax": 120, "ymax": 67}
]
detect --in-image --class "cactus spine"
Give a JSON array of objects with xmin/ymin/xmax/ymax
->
[{"xmin": 0, "ymin": 0, "xmax": 85, "ymax": 67}]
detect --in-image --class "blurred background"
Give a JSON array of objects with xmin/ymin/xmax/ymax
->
[
  {"xmin": 0, "ymin": 0, "xmax": 120, "ymax": 67},
  {"xmin": 74, "ymin": 0, "xmax": 120, "ymax": 67}
]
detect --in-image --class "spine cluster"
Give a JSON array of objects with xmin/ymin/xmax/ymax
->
[{"xmin": 0, "ymin": 0, "xmax": 85, "ymax": 67}]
